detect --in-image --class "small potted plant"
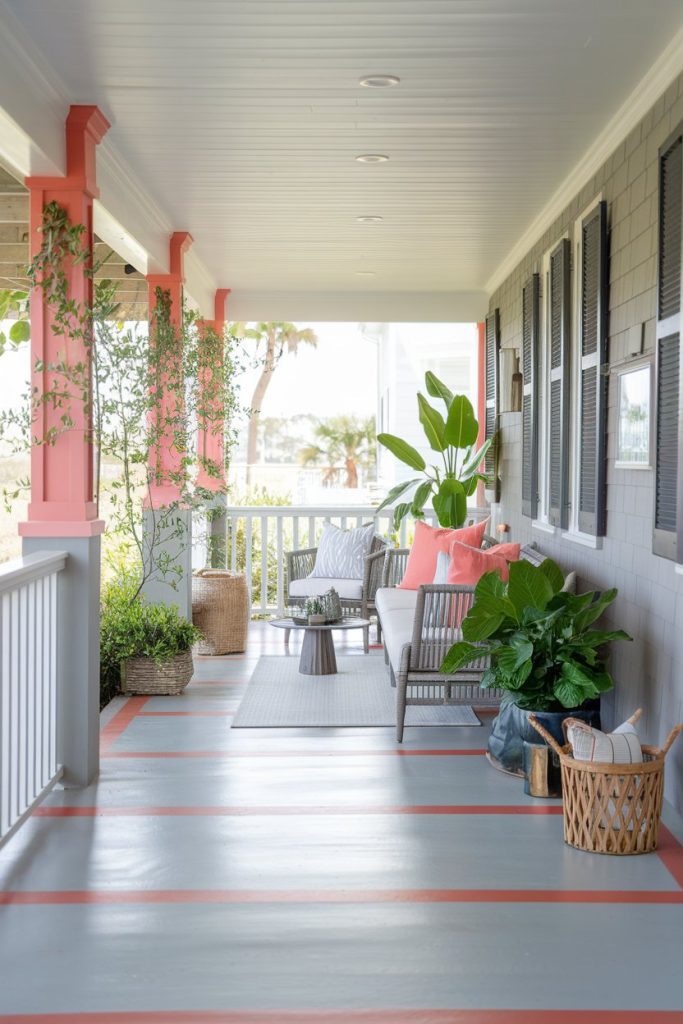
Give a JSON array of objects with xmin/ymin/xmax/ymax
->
[
  {"xmin": 440, "ymin": 558, "xmax": 632, "ymax": 775},
  {"xmin": 305, "ymin": 597, "xmax": 326, "ymax": 625},
  {"xmin": 101, "ymin": 575, "xmax": 202, "ymax": 698}
]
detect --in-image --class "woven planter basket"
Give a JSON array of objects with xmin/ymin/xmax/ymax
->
[
  {"xmin": 121, "ymin": 650, "xmax": 194, "ymax": 696},
  {"xmin": 192, "ymin": 570, "xmax": 248, "ymax": 655},
  {"xmin": 530, "ymin": 711, "xmax": 682, "ymax": 856}
]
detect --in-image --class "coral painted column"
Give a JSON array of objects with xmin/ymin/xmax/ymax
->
[
  {"xmin": 145, "ymin": 231, "xmax": 193, "ymax": 508},
  {"xmin": 196, "ymin": 288, "xmax": 230, "ymax": 491},
  {"xmin": 20, "ymin": 106, "xmax": 110, "ymax": 789},
  {"xmin": 19, "ymin": 105, "xmax": 110, "ymax": 538}
]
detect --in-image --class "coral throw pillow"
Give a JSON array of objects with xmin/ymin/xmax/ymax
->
[
  {"xmin": 398, "ymin": 518, "xmax": 489, "ymax": 590},
  {"xmin": 446, "ymin": 540, "xmax": 521, "ymax": 586}
]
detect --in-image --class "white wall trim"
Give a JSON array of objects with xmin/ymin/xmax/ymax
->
[
  {"xmin": 228, "ymin": 290, "xmax": 489, "ymax": 323},
  {"xmin": 485, "ymin": 25, "xmax": 683, "ymax": 297}
]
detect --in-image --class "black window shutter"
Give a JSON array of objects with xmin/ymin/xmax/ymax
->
[
  {"xmin": 578, "ymin": 201, "xmax": 609, "ymax": 536},
  {"xmin": 548, "ymin": 239, "xmax": 571, "ymax": 528},
  {"xmin": 484, "ymin": 309, "xmax": 500, "ymax": 480},
  {"xmin": 655, "ymin": 125, "xmax": 683, "ymax": 559},
  {"xmin": 521, "ymin": 274, "xmax": 540, "ymax": 519}
]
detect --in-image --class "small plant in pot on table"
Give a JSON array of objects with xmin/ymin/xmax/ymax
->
[{"xmin": 440, "ymin": 558, "xmax": 632, "ymax": 779}]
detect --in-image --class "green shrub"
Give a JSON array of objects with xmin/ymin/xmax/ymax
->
[{"xmin": 100, "ymin": 574, "xmax": 201, "ymax": 706}]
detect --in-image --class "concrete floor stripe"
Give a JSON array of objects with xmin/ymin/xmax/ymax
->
[
  {"xmin": 34, "ymin": 804, "xmax": 565, "ymax": 817},
  {"xmin": 658, "ymin": 826, "xmax": 683, "ymax": 887},
  {"xmin": 3, "ymin": 888, "xmax": 682, "ymax": 905},
  {"xmin": 136, "ymin": 711, "xmax": 235, "ymax": 717},
  {"xmin": 3, "ymin": 1014, "xmax": 683, "ymax": 1024},
  {"xmin": 99, "ymin": 697, "xmax": 149, "ymax": 753},
  {"xmin": 101, "ymin": 749, "xmax": 488, "ymax": 758}
]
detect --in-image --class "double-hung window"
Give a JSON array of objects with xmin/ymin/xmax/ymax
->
[{"xmin": 522, "ymin": 200, "xmax": 608, "ymax": 542}]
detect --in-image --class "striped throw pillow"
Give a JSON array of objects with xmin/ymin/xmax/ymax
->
[{"xmin": 565, "ymin": 718, "xmax": 643, "ymax": 764}]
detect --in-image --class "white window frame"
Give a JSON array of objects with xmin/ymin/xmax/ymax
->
[
  {"xmin": 532, "ymin": 239, "xmax": 569, "ymax": 536},
  {"xmin": 613, "ymin": 358, "xmax": 653, "ymax": 470},
  {"xmin": 563, "ymin": 195, "xmax": 604, "ymax": 550}
]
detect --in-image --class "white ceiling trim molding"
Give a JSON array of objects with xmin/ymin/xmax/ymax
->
[
  {"xmin": 485, "ymin": 24, "xmax": 683, "ymax": 297},
  {"xmin": 228, "ymin": 291, "xmax": 489, "ymax": 323},
  {"xmin": 0, "ymin": 0, "xmax": 216, "ymax": 313},
  {"xmin": 0, "ymin": 0, "xmax": 65, "ymax": 177},
  {"xmin": 183, "ymin": 248, "xmax": 219, "ymax": 318},
  {"xmin": 94, "ymin": 141, "xmax": 172, "ymax": 278}
]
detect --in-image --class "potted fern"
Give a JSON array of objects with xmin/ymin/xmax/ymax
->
[{"xmin": 440, "ymin": 558, "xmax": 632, "ymax": 774}]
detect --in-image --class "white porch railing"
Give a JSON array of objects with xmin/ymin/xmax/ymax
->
[
  {"xmin": 0, "ymin": 551, "xmax": 67, "ymax": 846},
  {"xmin": 221, "ymin": 505, "xmax": 488, "ymax": 615}
]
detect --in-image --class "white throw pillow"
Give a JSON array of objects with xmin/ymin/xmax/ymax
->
[
  {"xmin": 309, "ymin": 522, "xmax": 375, "ymax": 580},
  {"xmin": 432, "ymin": 550, "xmax": 451, "ymax": 584},
  {"xmin": 565, "ymin": 717, "xmax": 643, "ymax": 764}
]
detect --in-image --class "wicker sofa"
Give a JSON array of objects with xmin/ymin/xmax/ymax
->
[
  {"xmin": 284, "ymin": 535, "xmax": 389, "ymax": 653},
  {"xmin": 376, "ymin": 540, "xmax": 547, "ymax": 741}
]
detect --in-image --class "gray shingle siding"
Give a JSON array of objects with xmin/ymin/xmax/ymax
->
[{"xmin": 488, "ymin": 72, "xmax": 683, "ymax": 811}]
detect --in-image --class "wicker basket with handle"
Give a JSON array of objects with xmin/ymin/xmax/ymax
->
[
  {"xmin": 121, "ymin": 650, "xmax": 193, "ymax": 696},
  {"xmin": 192, "ymin": 570, "xmax": 248, "ymax": 655},
  {"xmin": 529, "ymin": 709, "xmax": 682, "ymax": 855}
]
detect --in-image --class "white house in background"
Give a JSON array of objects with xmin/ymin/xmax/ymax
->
[{"xmin": 366, "ymin": 322, "xmax": 479, "ymax": 492}]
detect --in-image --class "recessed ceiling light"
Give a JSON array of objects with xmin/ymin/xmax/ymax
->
[
  {"xmin": 357, "ymin": 216, "xmax": 383, "ymax": 223},
  {"xmin": 355, "ymin": 154, "xmax": 389, "ymax": 163},
  {"xmin": 359, "ymin": 75, "xmax": 400, "ymax": 88},
  {"xmin": 355, "ymin": 271, "xmax": 376, "ymax": 277}
]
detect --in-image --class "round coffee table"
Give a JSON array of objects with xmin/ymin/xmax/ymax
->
[{"xmin": 269, "ymin": 616, "xmax": 371, "ymax": 675}]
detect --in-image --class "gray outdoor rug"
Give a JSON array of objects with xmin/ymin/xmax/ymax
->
[{"xmin": 232, "ymin": 654, "xmax": 481, "ymax": 728}]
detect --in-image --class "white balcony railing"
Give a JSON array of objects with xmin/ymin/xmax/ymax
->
[
  {"xmin": 0, "ymin": 551, "xmax": 67, "ymax": 846},
  {"xmin": 219, "ymin": 505, "xmax": 489, "ymax": 615}
]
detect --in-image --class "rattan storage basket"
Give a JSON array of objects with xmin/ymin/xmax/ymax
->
[
  {"xmin": 192, "ymin": 570, "xmax": 248, "ymax": 655},
  {"xmin": 121, "ymin": 650, "xmax": 194, "ymax": 696},
  {"xmin": 530, "ymin": 711, "xmax": 682, "ymax": 855}
]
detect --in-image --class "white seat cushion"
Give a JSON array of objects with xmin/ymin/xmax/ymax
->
[
  {"xmin": 288, "ymin": 576, "xmax": 364, "ymax": 601},
  {"xmin": 375, "ymin": 587, "xmax": 418, "ymax": 673}
]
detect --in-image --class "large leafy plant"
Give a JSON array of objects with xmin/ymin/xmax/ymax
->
[
  {"xmin": 100, "ymin": 573, "xmax": 202, "ymax": 706},
  {"xmin": 440, "ymin": 558, "xmax": 632, "ymax": 711},
  {"xmin": 376, "ymin": 371, "xmax": 490, "ymax": 529}
]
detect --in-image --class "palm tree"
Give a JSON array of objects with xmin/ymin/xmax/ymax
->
[
  {"xmin": 231, "ymin": 322, "xmax": 317, "ymax": 485},
  {"xmin": 300, "ymin": 416, "xmax": 376, "ymax": 488}
]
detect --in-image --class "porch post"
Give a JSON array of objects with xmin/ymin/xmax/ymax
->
[
  {"xmin": 476, "ymin": 321, "xmax": 486, "ymax": 509},
  {"xmin": 196, "ymin": 288, "xmax": 230, "ymax": 568},
  {"xmin": 142, "ymin": 232, "xmax": 194, "ymax": 615},
  {"xmin": 19, "ymin": 105, "xmax": 110, "ymax": 788}
]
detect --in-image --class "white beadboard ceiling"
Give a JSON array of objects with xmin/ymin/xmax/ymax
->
[{"xmin": 3, "ymin": 0, "xmax": 683, "ymax": 303}]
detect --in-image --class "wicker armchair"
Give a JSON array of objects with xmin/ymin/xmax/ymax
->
[
  {"xmin": 377, "ymin": 537, "xmax": 540, "ymax": 741},
  {"xmin": 284, "ymin": 535, "xmax": 389, "ymax": 653}
]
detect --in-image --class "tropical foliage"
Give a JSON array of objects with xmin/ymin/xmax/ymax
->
[
  {"xmin": 300, "ymin": 415, "xmax": 376, "ymax": 487},
  {"xmin": 231, "ymin": 321, "xmax": 318, "ymax": 484},
  {"xmin": 376, "ymin": 371, "xmax": 490, "ymax": 530},
  {"xmin": 0, "ymin": 288, "xmax": 29, "ymax": 355},
  {"xmin": 440, "ymin": 558, "xmax": 632, "ymax": 711}
]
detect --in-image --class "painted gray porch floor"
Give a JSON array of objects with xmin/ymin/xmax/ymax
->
[{"xmin": 0, "ymin": 622, "xmax": 681, "ymax": 1023}]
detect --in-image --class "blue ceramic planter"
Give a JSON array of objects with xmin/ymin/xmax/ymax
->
[{"xmin": 488, "ymin": 692, "xmax": 601, "ymax": 776}]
